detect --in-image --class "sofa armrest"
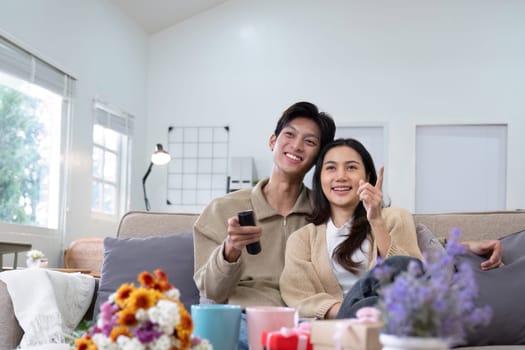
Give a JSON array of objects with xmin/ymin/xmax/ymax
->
[
  {"xmin": 82, "ymin": 277, "xmax": 99, "ymax": 321},
  {"xmin": 0, "ymin": 280, "xmax": 23, "ymax": 350},
  {"xmin": 0, "ymin": 277, "xmax": 98, "ymax": 349}
]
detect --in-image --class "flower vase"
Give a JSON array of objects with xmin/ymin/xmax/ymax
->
[{"xmin": 379, "ymin": 334, "xmax": 449, "ymax": 350}]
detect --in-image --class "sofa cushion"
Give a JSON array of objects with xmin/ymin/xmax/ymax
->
[
  {"xmin": 96, "ymin": 233, "xmax": 200, "ymax": 314},
  {"xmin": 415, "ymin": 225, "xmax": 525, "ymax": 346},
  {"xmin": 416, "ymin": 223, "xmax": 445, "ymax": 257},
  {"xmin": 500, "ymin": 229, "xmax": 525, "ymax": 265},
  {"xmin": 460, "ymin": 229, "xmax": 525, "ymax": 346}
]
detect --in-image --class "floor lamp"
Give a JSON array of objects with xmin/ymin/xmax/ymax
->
[{"xmin": 142, "ymin": 143, "xmax": 171, "ymax": 211}]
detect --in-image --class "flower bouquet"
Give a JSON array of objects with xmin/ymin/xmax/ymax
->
[
  {"xmin": 373, "ymin": 228, "xmax": 493, "ymax": 347},
  {"xmin": 74, "ymin": 269, "xmax": 211, "ymax": 350}
]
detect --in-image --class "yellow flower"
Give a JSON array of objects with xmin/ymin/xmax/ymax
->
[
  {"xmin": 74, "ymin": 336, "xmax": 97, "ymax": 350},
  {"xmin": 117, "ymin": 307, "xmax": 137, "ymax": 327},
  {"xmin": 127, "ymin": 287, "xmax": 161, "ymax": 313},
  {"xmin": 114, "ymin": 283, "xmax": 135, "ymax": 308},
  {"xmin": 176, "ymin": 301, "xmax": 194, "ymax": 348},
  {"xmin": 110, "ymin": 325, "xmax": 131, "ymax": 342}
]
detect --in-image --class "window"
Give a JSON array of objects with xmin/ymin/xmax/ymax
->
[
  {"xmin": 0, "ymin": 35, "xmax": 74, "ymax": 228},
  {"xmin": 92, "ymin": 101, "xmax": 133, "ymax": 216}
]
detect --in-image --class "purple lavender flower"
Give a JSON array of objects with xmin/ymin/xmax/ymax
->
[
  {"xmin": 372, "ymin": 260, "xmax": 395, "ymax": 284},
  {"xmin": 376, "ymin": 228, "xmax": 493, "ymax": 346}
]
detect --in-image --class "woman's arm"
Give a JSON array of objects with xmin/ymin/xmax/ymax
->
[{"xmin": 280, "ymin": 225, "xmax": 342, "ymax": 319}]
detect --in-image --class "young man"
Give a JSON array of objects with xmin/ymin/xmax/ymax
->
[
  {"xmin": 193, "ymin": 102, "xmax": 335, "ymax": 349},
  {"xmin": 193, "ymin": 101, "xmax": 336, "ymax": 307}
]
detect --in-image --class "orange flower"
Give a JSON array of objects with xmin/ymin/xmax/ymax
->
[
  {"xmin": 138, "ymin": 269, "xmax": 174, "ymax": 292},
  {"xmin": 110, "ymin": 325, "xmax": 131, "ymax": 342},
  {"xmin": 157, "ymin": 280, "xmax": 174, "ymax": 292},
  {"xmin": 154, "ymin": 268, "xmax": 168, "ymax": 281},
  {"xmin": 74, "ymin": 337, "xmax": 97, "ymax": 350},
  {"xmin": 138, "ymin": 271, "xmax": 155, "ymax": 287},
  {"xmin": 158, "ymin": 270, "xmax": 174, "ymax": 291}
]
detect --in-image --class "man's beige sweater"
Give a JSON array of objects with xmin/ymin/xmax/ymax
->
[{"xmin": 193, "ymin": 178, "xmax": 313, "ymax": 307}]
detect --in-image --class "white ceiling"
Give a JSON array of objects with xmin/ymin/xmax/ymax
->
[{"xmin": 109, "ymin": 0, "xmax": 229, "ymax": 34}]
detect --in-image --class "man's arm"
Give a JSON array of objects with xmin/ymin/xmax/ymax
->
[
  {"xmin": 462, "ymin": 239, "xmax": 504, "ymax": 270},
  {"xmin": 193, "ymin": 218, "xmax": 243, "ymax": 303},
  {"xmin": 193, "ymin": 203, "xmax": 262, "ymax": 303}
]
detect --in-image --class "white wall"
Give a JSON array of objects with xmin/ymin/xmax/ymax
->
[
  {"xmin": 148, "ymin": 0, "xmax": 525, "ymax": 213},
  {"xmin": 0, "ymin": 0, "xmax": 149, "ymax": 267}
]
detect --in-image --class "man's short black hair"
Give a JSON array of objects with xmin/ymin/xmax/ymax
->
[{"xmin": 274, "ymin": 101, "xmax": 336, "ymax": 151}]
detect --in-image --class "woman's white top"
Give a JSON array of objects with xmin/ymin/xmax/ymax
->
[{"xmin": 326, "ymin": 218, "xmax": 370, "ymax": 294}]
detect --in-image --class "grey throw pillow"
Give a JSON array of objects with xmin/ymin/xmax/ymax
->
[
  {"xmin": 96, "ymin": 233, "xmax": 200, "ymax": 315},
  {"xmin": 415, "ymin": 223, "xmax": 445, "ymax": 256}
]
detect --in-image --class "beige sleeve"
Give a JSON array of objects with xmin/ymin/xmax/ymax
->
[
  {"xmin": 383, "ymin": 207, "xmax": 424, "ymax": 260},
  {"xmin": 193, "ymin": 205, "xmax": 243, "ymax": 303}
]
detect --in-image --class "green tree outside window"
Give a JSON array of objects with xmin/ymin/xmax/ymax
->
[{"xmin": 0, "ymin": 85, "xmax": 44, "ymax": 224}]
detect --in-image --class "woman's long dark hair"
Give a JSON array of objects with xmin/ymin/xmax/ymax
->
[{"xmin": 308, "ymin": 138, "xmax": 378, "ymax": 273}]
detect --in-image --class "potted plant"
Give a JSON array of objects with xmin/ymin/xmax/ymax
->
[
  {"xmin": 374, "ymin": 229, "xmax": 492, "ymax": 349},
  {"xmin": 26, "ymin": 249, "xmax": 48, "ymax": 268}
]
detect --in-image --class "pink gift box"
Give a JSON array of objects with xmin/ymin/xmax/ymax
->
[{"xmin": 310, "ymin": 319, "xmax": 382, "ymax": 350}]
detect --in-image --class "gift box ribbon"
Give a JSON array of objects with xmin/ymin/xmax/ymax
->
[{"xmin": 265, "ymin": 326, "xmax": 311, "ymax": 350}]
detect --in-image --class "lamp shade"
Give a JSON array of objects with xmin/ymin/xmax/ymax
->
[{"xmin": 151, "ymin": 143, "xmax": 171, "ymax": 165}]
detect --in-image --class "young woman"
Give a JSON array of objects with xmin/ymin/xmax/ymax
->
[{"xmin": 279, "ymin": 138, "xmax": 422, "ymax": 320}]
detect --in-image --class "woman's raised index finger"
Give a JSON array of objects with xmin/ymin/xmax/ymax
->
[{"xmin": 375, "ymin": 166, "xmax": 384, "ymax": 190}]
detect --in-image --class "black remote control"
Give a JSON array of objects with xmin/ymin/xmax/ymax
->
[{"xmin": 238, "ymin": 210, "xmax": 261, "ymax": 255}]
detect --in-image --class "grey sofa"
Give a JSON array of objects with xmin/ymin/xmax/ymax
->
[{"xmin": 1, "ymin": 210, "xmax": 524, "ymax": 350}]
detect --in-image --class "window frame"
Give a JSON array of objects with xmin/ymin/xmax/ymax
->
[
  {"xmin": 0, "ymin": 33, "xmax": 74, "ymax": 232},
  {"xmin": 91, "ymin": 100, "xmax": 133, "ymax": 218}
]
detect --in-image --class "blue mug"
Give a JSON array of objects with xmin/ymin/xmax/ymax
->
[{"xmin": 191, "ymin": 304, "xmax": 242, "ymax": 350}]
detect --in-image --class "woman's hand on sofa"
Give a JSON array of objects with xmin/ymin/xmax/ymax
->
[{"xmin": 462, "ymin": 239, "xmax": 504, "ymax": 270}]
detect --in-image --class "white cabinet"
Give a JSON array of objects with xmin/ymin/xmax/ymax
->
[
  {"xmin": 229, "ymin": 157, "xmax": 256, "ymax": 192},
  {"xmin": 415, "ymin": 124, "xmax": 507, "ymax": 213}
]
